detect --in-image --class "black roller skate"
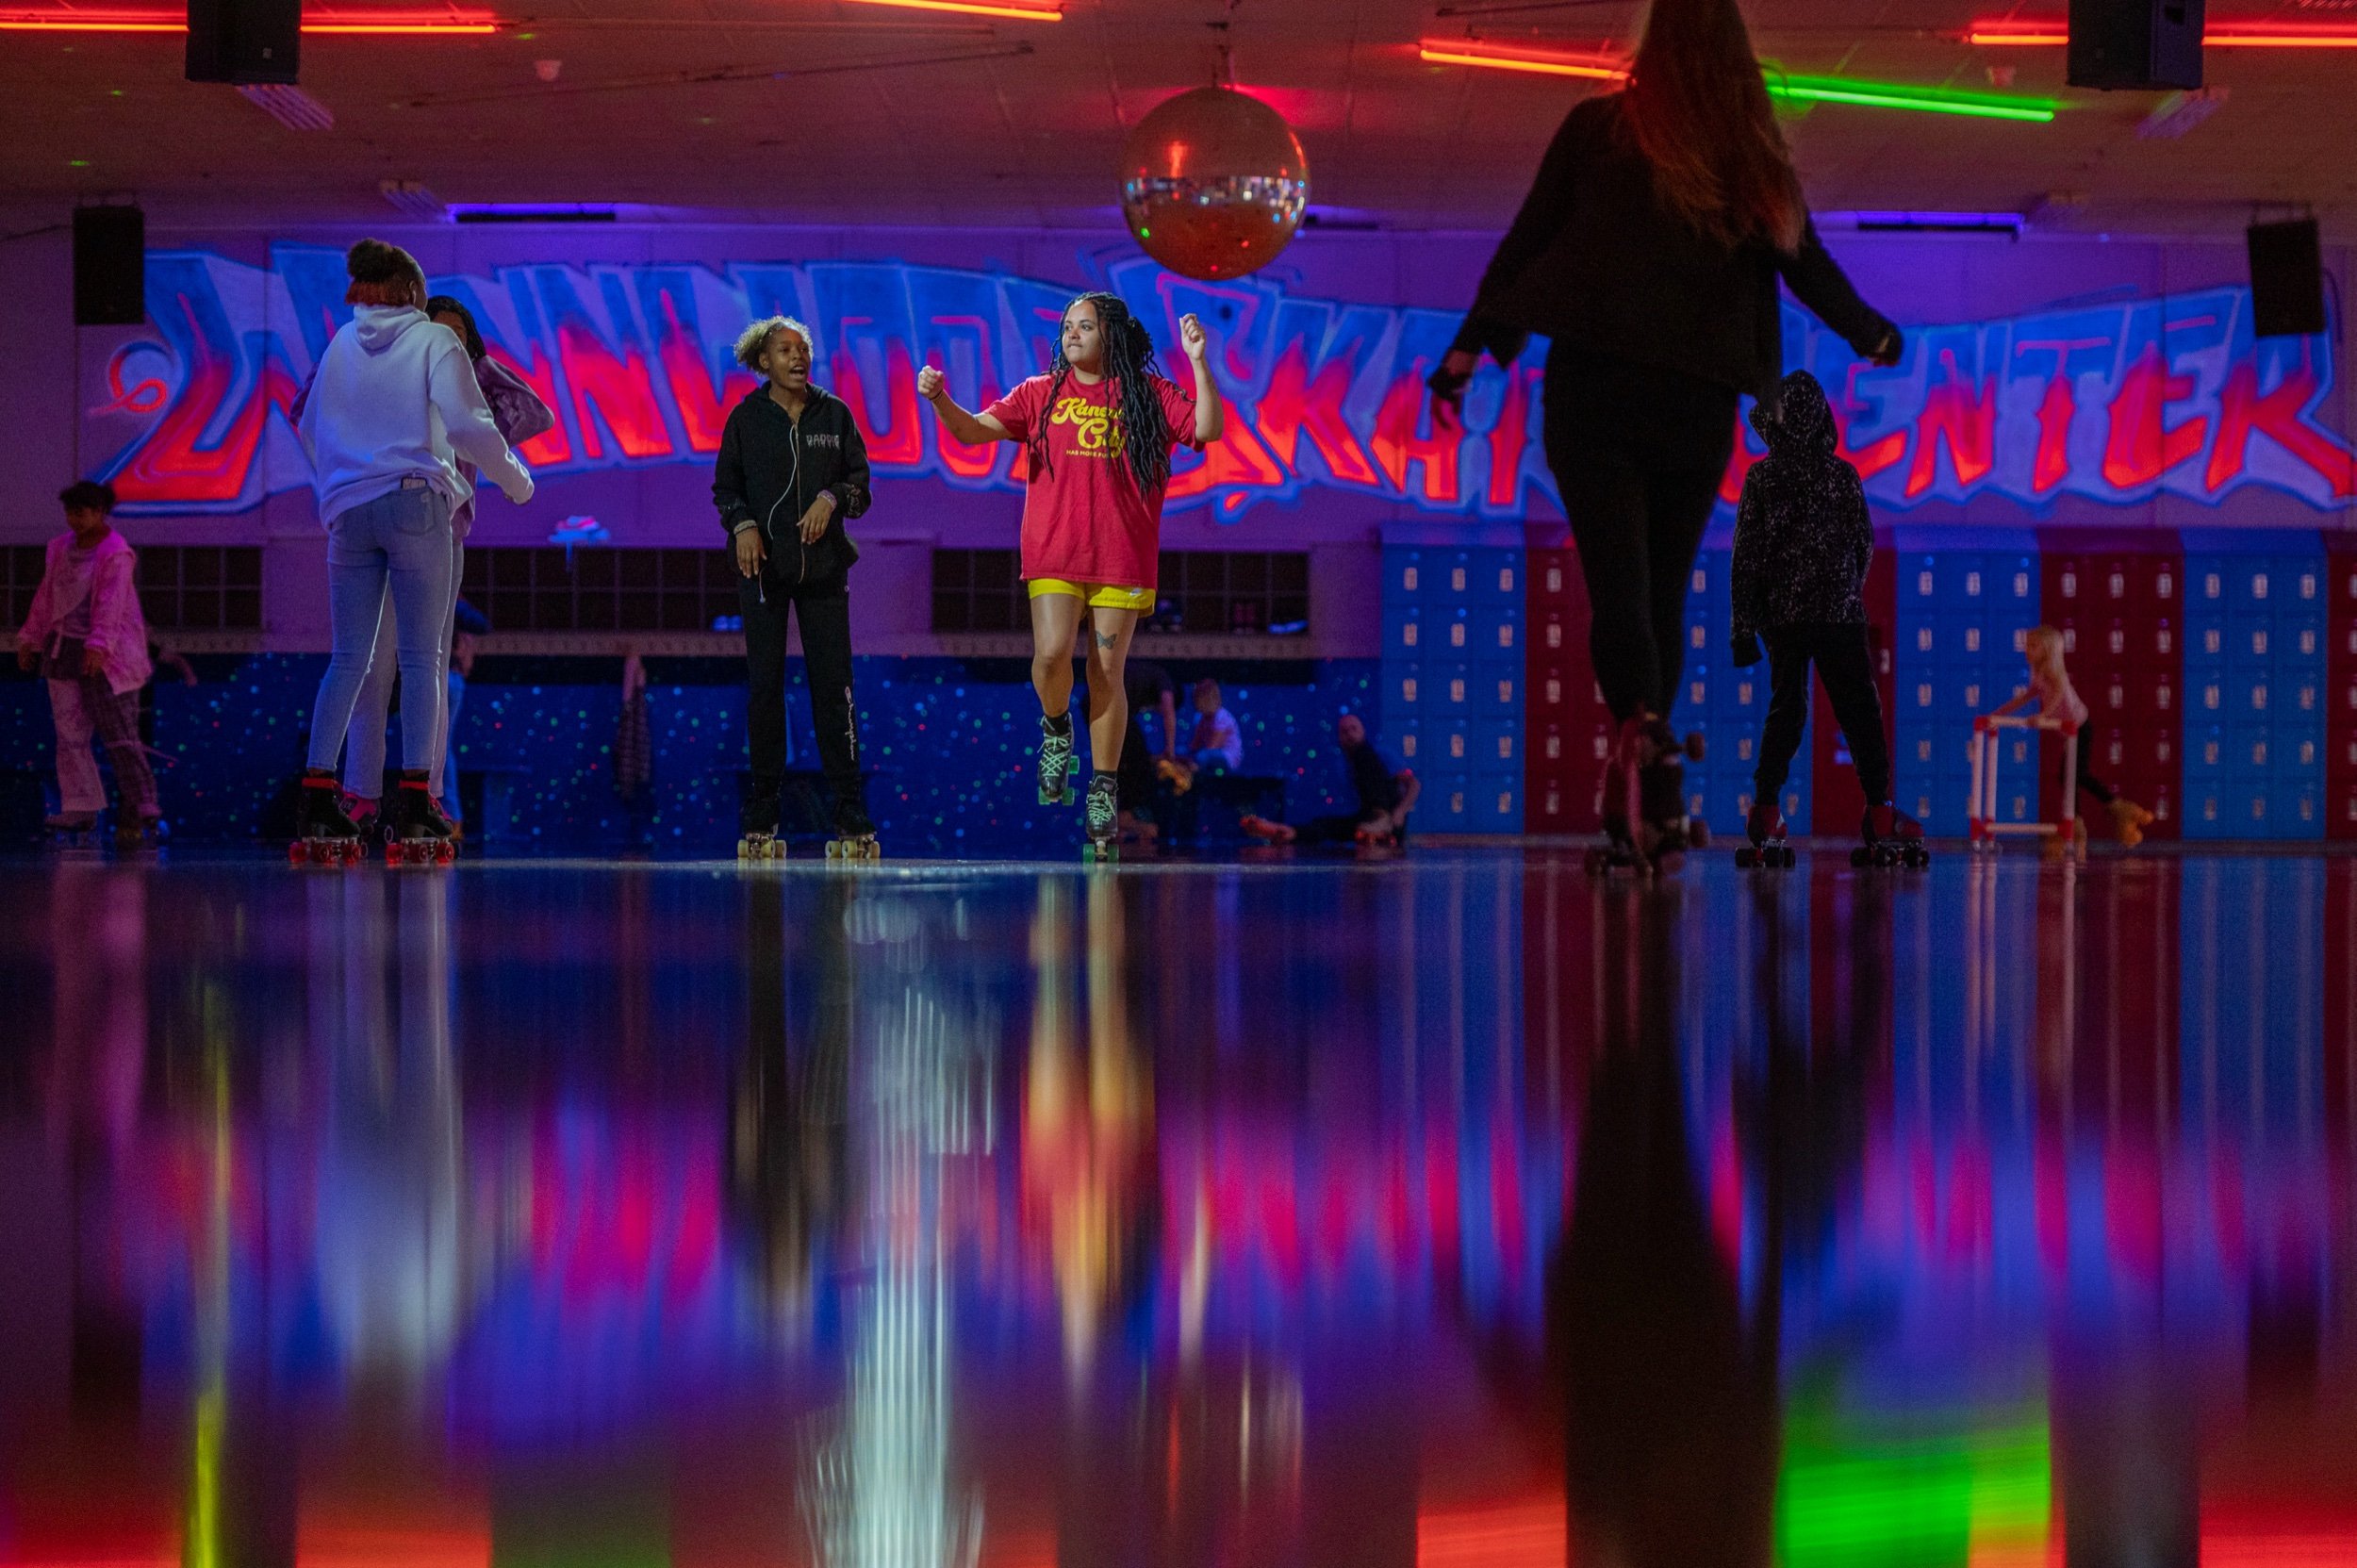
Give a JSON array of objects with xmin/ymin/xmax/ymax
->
[
  {"xmin": 113, "ymin": 814, "xmax": 162, "ymax": 855},
  {"xmin": 45, "ymin": 810, "xmax": 101, "ymax": 849},
  {"xmin": 1735, "ymin": 801, "xmax": 1796, "ymax": 868},
  {"xmin": 1638, "ymin": 720, "xmax": 1709, "ymax": 854},
  {"xmin": 385, "ymin": 770, "xmax": 458, "ymax": 867},
  {"xmin": 1081, "ymin": 770, "xmax": 1119, "ymax": 864},
  {"xmin": 288, "ymin": 767, "xmax": 367, "ymax": 867},
  {"xmin": 738, "ymin": 781, "xmax": 787, "ymax": 862},
  {"xmin": 341, "ymin": 790, "xmax": 384, "ymax": 850},
  {"xmin": 1039, "ymin": 714, "xmax": 1076, "ymax": 806},
  {"xmin": 825, "ymin": 805, "xmax": 882, "ymax": 862},
  {"xmin": 1584, "ymin": 717, "xmax": 1657, "ymax": 878},
  {"xmin": 1854, "ymin": 803, "xmax": 1930, "ymax": 869}
]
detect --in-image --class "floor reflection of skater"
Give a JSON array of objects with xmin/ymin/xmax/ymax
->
[
  {"xmin": 312, "ymin": 872, "xmax": 466, "ymax": 1394},
  {"xmin": 1240, "ymin": 713, "xmax": 1419, "ymax": 848},
  {"xmin": 1022, "ymin": 876, "xmax": 1160, "ymax": 1379},
  {"xmin": 728, "ymin": 874, "xmax": 852, "ymax": 1318},
  {"xmin": 918, "ymin": 294, "xmax": 1221, "ymax": 854},
  {"xmin": 1431, "ymin": 0, "xmax": 1900, "ymax": 853},
  {"xmin": 1553, "ymin": 894, "xmax": 1780, "ymax": 1568},
  {"xmin": 15, "ymin": 481, "xmax": 161, "ymax": 845},
  {"xmin": 715, "ymin": 315, "xmax": 878, "ymax": 855},
  {"xmin": 294, "ymin": 240, "xmax": 534, "ymax": 856}
]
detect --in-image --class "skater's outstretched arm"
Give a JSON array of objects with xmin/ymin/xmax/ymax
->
[
  {"xmin": 1177, "ymin": 314, "xmax": 1223, "ymax": 446},
  {"xmin": 916, "ymin": 366, "xmax": 1014, "ymax": 447}
]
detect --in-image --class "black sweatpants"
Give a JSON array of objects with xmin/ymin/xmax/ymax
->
[
  {"xmin": 1544, "ymin": 351, "xmax": 1739, "ymax": 723},
  {"xmin": 2062, "ymin": 757, "xmax": 2118, "ymax": 806},
  {"xmin": 1755, "ymin": 623, "xmax": 1891, "ymax": 805},
  {"xmin": 741, "ymin": 575, "xmax": 871, "ymax": 834}
]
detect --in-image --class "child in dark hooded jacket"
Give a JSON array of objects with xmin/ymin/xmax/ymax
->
[{"xmin": 1731, "ymin": 369, "xmax": 1913, "ymax": 846}]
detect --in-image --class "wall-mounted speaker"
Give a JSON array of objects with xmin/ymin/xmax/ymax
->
[
  {"xmin": 2248, "ymin": 219, "xmax": 2327, "ymax": 339},
  {"xmin": 2068, "ymin": 0, "xmax": 2204, "ymax": 91},
  {"xmin": 186, "ymin": 0, "xmax": 300, "ymax": 84},
  {"xmin": 73, "ymin": 206, "xmax": 145, "ymax": 327}
]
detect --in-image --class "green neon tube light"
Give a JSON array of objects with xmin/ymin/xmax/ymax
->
[{"xmin": 1765, "ymin": 70, "xmax": 2058, "ymax": 122}]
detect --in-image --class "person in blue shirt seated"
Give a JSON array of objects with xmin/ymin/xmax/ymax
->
[
  {"xmin": 1185, "ymin": 677, "xmax": 1243, "ymax": 775},
  {"xmin": 1240, "ymin": 713, "xmax": 1419, "ymax": 847}
]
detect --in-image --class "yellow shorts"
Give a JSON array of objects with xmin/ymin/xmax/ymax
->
[{"xmin": 1027, "ymin": 579, "xmax": 1156, "ymax": 613}]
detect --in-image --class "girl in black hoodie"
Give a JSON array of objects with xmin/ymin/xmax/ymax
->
[{"xmin": 1731, "ymin": 369, "xmax": 1918, "ymax": 856}]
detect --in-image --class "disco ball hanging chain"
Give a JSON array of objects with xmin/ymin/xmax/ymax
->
[{"xmin": 1116, "ymin": 23, "xmax": 1310, "ymax": 282}]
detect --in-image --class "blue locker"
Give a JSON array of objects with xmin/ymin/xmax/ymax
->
[
  {"xmin": 1381, "ymin": 547, "xmax": 1428, "ymax": 605},
  {"xmin": 1473, "ymin": 548, "xmax": 1520, "ymax": 608},
  {"xmin": 1382, "ymin": 602, "xmax": 1426, "ymax": 660},
  {"xmin": 1472, "ymin": 780, "xmax": 1523, "ymax": 834},
  {"xmin": 1424, "ymin": 771, "xmax": 1475, "ymax": 832},
  {"xmin": 1391, "ymin": 718, "xmax": 1427, "ymax": 770},
  {"xmin": 1475, "ymin": 661, "xmax": 1520, "ymax": 718},
  {"xmin": 1469, "ymin": 719, "xmax": 1519, "ymax": 772}
]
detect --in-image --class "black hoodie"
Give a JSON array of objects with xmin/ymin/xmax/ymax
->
[
  {"xmin": 712, "ymin": 383, "xmax": 872, "ymax": 594},
  {"xmin": 1730, "ymin": 369, "xmax": 1871, "ymax": 658}
]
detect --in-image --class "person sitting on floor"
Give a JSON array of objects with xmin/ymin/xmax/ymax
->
[
  {"xmin": 1186, "ymin": 677, "xmax": 1243, "ymax": 775},
  {"xmin": 1241, "ymin": 712, "xmax": 1420, "ymax": 847}
]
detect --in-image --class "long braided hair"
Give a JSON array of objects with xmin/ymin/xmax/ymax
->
[{"xmin": 1032, "ymin": 291, "xmax": 1176, "ymax": 497}]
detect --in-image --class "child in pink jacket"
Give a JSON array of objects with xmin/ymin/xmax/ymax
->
[{"xmin": 13, "ymin": 481, "xmax": 159, "ymax": 844}]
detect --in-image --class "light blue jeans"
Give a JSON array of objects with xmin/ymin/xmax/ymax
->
[
  {"xmin": 342, "ymin": 535, "xmax": 464, "ymax": 798},
  {"xmin": 307, "ymin": 483, "xmax": 454, "ymax": 773}
]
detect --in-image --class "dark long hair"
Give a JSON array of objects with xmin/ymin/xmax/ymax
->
[
  {"xmin": 424, "ymin": 295, "xmax": 486, "ymax": 360},
  {"xmin": 1622, "ymin": 0, "xmax": 1805, "ymax": 253},
  {"xmin": 1033, "ymin": 292, "xmax": 1175, "ymax": 499}
]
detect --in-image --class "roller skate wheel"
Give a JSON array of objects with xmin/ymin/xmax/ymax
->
[
  {"xmin": 1735, "ymin": 847, "xmax": 1756, "ymax": 868},
  {"xmin": 1688, "ymin": 820, "xmax": 1710, "ymax": 850},
  {"xmin": 1851, "ymin": 847, "xmax": 1871, "ymax": 868},
  {"xmin": 1780, "ymin": 846, "xmax": 1798, "ymax": 867}
]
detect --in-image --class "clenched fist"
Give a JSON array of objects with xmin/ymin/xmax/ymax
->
[
  {"xmin": 1178, "ymin": 313, "xmax": 1209, "ymax": 363},
  {"xmin": 916, "ymin": 365, "xmax": 946, "ymax": 401}
]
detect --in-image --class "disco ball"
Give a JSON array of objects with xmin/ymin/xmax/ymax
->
[{"xmin": 1118, "ymin": 86, "xmax": 1310, "ymax": 282}]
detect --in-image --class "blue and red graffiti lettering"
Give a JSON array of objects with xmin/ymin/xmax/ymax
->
[{"xmin": 93, "ymin": 246, "xmax": 2351, "ymax": 519}]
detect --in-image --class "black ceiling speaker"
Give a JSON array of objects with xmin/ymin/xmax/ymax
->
[
  {"xmin": 2068, "ymin": 0, "xmax": 2204, "ymax": 90},
  {"xmin": 73, "ymin": 206, "xmax": 146, "ymax": 327},
  {"xmin": 2248, "ymin": 219, "xmax": 2327, "ymax": 339},
  {"xmin": 186, "ymin": 0, "xmax": 300, "ymax": 84}
]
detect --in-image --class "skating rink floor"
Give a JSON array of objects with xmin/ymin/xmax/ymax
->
[{"xmin": 1, "ymin": 845, "xmax": 2352, "ymax": 1564}]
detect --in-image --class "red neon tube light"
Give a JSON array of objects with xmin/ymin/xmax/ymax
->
[
  {"xmin": 0, "ymin": 8, "xmax": 497, "ymax": 31},
  {"xmin": 841, "ymin": 0, "xmax": 1062, "ymax": 18},
  {"xmin": 1969, "ymin": 18, "xmax": 2357, "ymax": 47},
  {"xmin": 1416, "ymin": 38, "xmax": 1628, "ymax": 80}
]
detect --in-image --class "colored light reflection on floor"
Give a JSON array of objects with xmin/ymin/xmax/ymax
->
[{"xmin": 1, "ymin": 852, "xmax": 2353, "ymax": 1566}]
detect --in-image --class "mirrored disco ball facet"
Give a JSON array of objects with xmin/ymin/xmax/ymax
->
[{"xmin": 1118, "ymin": 87, "xmax": 1310, "ymax": 281}]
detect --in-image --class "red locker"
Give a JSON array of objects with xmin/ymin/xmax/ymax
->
[
  {"xmin": 1525, "ymin": 545, "xmax": 1605, "ymax": 832},
  {"xmin": 1811, "ymin": 530, "xmax": 1898, "ymax": 834},
  {"xmin": 2039, "ymin": 528, "xmax": 2184, "ymax": 840},
  {"xmin": 2331, "ymin": 547, "xmax": 2357, "ymax": 839}
]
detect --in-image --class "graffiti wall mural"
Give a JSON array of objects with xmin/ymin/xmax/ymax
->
[{"xmin": 91, "ymin": 244, "xmax": 2352, "ymax": 520}]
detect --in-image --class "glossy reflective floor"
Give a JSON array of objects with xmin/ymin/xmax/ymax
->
[{"xmin": 1, "ymin": 850, "xmax": 2353, "ymax": 1567}]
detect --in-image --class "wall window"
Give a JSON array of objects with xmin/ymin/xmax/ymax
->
[
  {"xmin": 931, "ymin": 549, "xmax": 1309, "ymax": 636},
  {"xmin": 460, "ymin": 547, "xmax": 743, "ymax": 633},
  {"xmin": 136, "ymin": 546, "xmax": 264, "ymax": 631}
]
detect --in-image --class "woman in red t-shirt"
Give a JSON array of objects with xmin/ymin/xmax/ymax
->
[{"xmin": 920, "ymin": 292, "xmax": 1223, "ymax": 850}]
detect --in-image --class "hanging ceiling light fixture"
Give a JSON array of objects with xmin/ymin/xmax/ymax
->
[{"xmin": 1969, "ymin": 17, "xmax": 2357, "ymax": 47}]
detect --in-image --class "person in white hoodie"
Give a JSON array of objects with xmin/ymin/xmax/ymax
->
[{"xmin": 293, "ymin": 239, "xmax": 533, "ymax": 855}]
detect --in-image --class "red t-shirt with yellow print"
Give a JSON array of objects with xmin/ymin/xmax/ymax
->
[{"xmin": 983, "ymin": 371, "xmax": 1200, "ymax": 591}]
